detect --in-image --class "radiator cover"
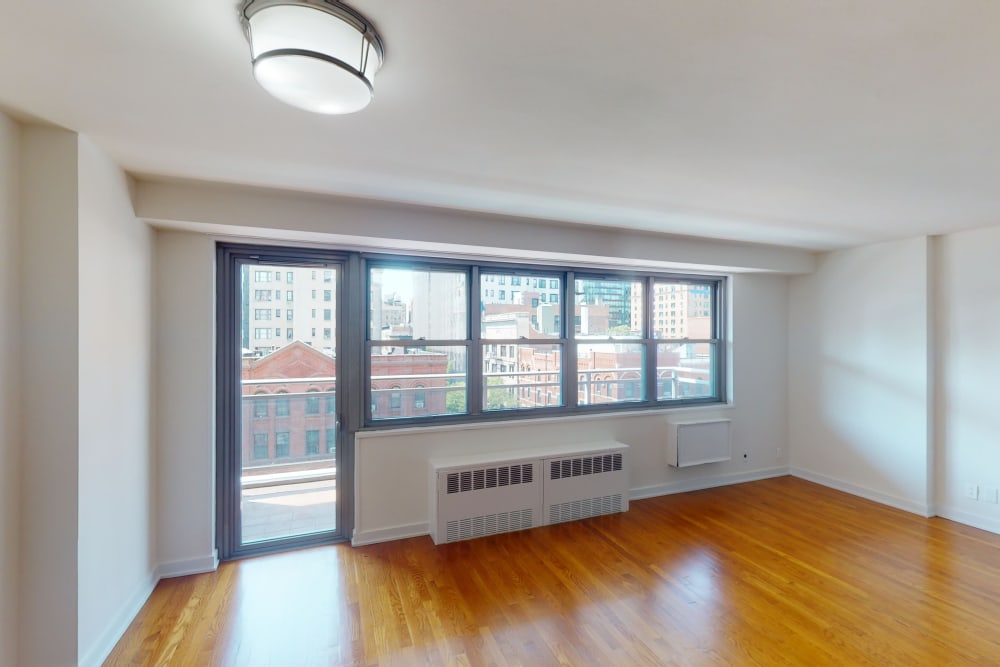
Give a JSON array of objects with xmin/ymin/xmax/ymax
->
[{"xmin": 430, "ymin": 442, "xmax": 629, "ymax": 544}]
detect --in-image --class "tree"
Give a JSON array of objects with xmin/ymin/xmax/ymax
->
[{"xmin": 485, "ymin": 376, "xmax": 520, "ymax": 410}]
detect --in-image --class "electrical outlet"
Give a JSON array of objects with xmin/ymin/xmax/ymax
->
[
  {"xmin": 983, "ymin": 486, "xmax": 999, "ymax": 504},
  {"xmin": 965, "ymin": 483, "xmax": 979, "ymax": 500}
]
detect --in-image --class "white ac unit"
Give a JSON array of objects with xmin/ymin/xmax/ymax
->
[
  {"xmin": 666, "ymin": 419, "xmax": 731, "ymax": 467},
  {"xmin": 430, "ymin": 442, "xmax": 630, "ymax": 545},
  {"xmin": 542, "ymin": 444, "xmax": 629, "ymax": 525}
]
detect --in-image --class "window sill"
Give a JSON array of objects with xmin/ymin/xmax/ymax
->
[{"xmin": 356, "ymin": 402, "xmax": 735, "ymax": 440}]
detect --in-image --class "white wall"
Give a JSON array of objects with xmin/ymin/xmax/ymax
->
[
  {"xmin": 788, "ymin": 237, "xmax": 932, "ymax": 514},
  {"xmin": 935, "ymin": 226, "xmax": 1000, "ymax": 532},
  {"xmin": 0, "ymin": 110, "xmax": 21, "ymax": 667},
  {"xmin": 19, "ymin": 125, "xmax": 81, "ymax": 667},
  {"xmin": 136, "ymin": 179, "xmax": 815, "ymax": 275},
  {"xmin": 155, "ymin": 230, "xmax": 217, "ymax": 575},
  {"xmin": 76, "ymin": 137, "xmax": 156, "ymax": 666},
  {"xmin": 353, "ymin": 272, "xmax": 789, "ymax": 542}
]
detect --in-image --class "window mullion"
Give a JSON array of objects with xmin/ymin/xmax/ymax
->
[
  {"xmin": 644, "ymin": 275, "xmax": 656, "ymax": 403},
  {"xmin": 564, "ymin": 270, "xmax": 578, "ymax": 407},
  {"xmin": 468, "ymin": 266, "xmax": 482, "ymax": 416}
]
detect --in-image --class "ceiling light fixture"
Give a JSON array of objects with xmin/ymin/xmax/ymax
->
[{"xmin": 241, "ymin": 0, "xmax": 384, "ymax": 115}]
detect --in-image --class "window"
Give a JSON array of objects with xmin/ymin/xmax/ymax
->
[
  {"xmin": 253, "ymin": 397, "xmax": 268, "ymax": 418},
  {"xmin": 286, "ymin": 310, "xmax": 293, "ymax": 321},
  {"xmin": 275, "ymin": 431, "xmax": 290, "ymax": 457},
  {"xmin": 254, "ymin": 290, "xmax": 271, "ymax": 302},
  {"xmin": 286, "ymin": 290, "xmax": 294, "ymax": 301},
  {"xmin": 325, "ymin": 428, "xmax": 336, "ymax": 453},
  {"xmin": 285, "ymin": 328, "xmax": 293, "ymax": 339},
  {"xmin": 254, "ymin": 328, "xmax": 272, "ymax": 340},
  {"xmin": 369, "ymin": 265, "xmax": 468, "ymax": 419},
  {"xmin": 230, "ymin": 248, "xmax": 723, "ymax": 437},
  {"xmin": 325, "ymin": 393, "xmax": 335, "ymax": 414},
  {"xmin": 305, "ymin": 430, "xmax": 319, "ymax": 455},
  {"xmin": 253, "ymin": 433, "xmax": 268, "ymax": 460},
  {"xmin": 306, "ymin": 391, "xmax": 320, "ymax": 414},
  {"xmin": 324, "ymin": 270, "xmax": 333, "ymax": 283},
  {"xmin": 275, "ymin": 393, "xmax": 290, "ymax": 417},
  {"xmin": 254, "ymin": 308, "xmax": 272, "ymax": 320},
  {"xmin": 254, "ymin": 270, "xmax": 272, "ymax": 282},
  {"xmin": 286, "ymin": 271, "xmax": 294, "ymax": 283}
]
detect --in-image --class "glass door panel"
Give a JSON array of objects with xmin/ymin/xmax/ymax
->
[{"xmin": 239, "ymin": 263, "xmax": 339, "ymax": 545}]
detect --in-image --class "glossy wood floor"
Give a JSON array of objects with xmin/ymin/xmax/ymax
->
[{"xmin": 106, "ymin": 477, "xmax": 1000, "ymax": 666}]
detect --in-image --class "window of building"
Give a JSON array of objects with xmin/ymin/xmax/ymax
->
[
  {"xmin": 254, "ymin": 270, "xmax": 272, "ymax": 282},
  {"xmin": 305, "ymin": 391, "xmax": 320, "ymax": 415},
  {"xmin": 325, "ymin": 428, "xmax": 336, "ymax": 453},
  {"xmin": 255, "ymin": 309, "xmax": 271, "ymax": 320},
  {"xmin": 287, "ymin": 290, "xmax": 294, "ymax": 301},
  {"xmin": 275, "ymin": 431, "xmax": 290, "ymax": 457},
  {"xmin": 253, "ymin": 433, "xmax": 268, "ymax": 460},
  {"xmin": 414, "ymin": 385, "xmax": 426, "ymax": 410},
  {"xmin": 253, "ymin": 396, "xmax": 268, "ymax": 418},
  {"xmin": 254, "ymin": 328, "xmax": 272, "ymax": 340},
  {"xmin": 323, "ymin": 290, "xmax": 332, "ymax": 302},
  {"xmin": 286, "ymin": 271, "xmax": 294, "ymax": 283},
  {"xmin": 275, "ymin": 393, "xmax": 290, "ymax": 417},
  {"xmin": 323, "ymin": 309, "xmax": 331, "ymax": 321},
  {"xmin": 305, "ymin": 430, "xmax": 319, "ymax": 455}
]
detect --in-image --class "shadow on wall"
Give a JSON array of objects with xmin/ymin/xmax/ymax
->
[{"xmin": 807, "ymin": 352, "xmax": 927, "ymax": 505}]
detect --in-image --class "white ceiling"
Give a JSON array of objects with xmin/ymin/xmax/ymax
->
[{"xmin": 2, "ymin": 1, "xmax": 999, "ymax": 250}]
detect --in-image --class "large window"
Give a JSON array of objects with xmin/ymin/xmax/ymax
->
[
  {"xmin": 366, "ymin": 261, "xmax": 724, "ymax": 423},
  {"xmin": 368, "ymin": 266, "xmax": 468, "ymax": 420}
]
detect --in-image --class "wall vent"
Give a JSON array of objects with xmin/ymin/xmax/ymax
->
[
  {"xmin": 446, "ymin": 509, "xmax": 534, "ymax": 542},
  {"xmin": 549, "ymin": 453, "xmax": 622, "ymax": 480},
  {"xmin": 548, "ymin": 494, "xmax": 624, "ymax": 525},
  {"xmin": 446, "ymin": 463, "xmax": 533, "ymax": 494}
]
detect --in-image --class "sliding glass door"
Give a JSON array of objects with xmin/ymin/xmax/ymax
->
[{"xmin": 218, "ymin": 248, "xmax": 349, "ymax": 558}]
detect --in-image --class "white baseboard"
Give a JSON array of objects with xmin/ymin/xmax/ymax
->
[
  {"xmin": 78, "ymin": 570, "xmax": 159, "ymax": 667},
  {"xmin": 156, "ymin": 549, "xmax": 219, "ymax": 579},
  {"xmin": 630, "ymin": 467, "xmax": 790, "ymax": 501},
  {"xmin": 789, "ymin": 467, "xmax": 933, "ymax": 517},
  {"xmin": 935, "ymin": 506, "xmax": 1000, "ymax": 536},
  {"xmin": 352, "ymin": 523, "xmax": 429, "ymax": 546}
]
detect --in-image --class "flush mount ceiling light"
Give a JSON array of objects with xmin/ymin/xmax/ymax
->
[{"xmin": 241, "ymin": 0, "xmax": 384, "ymax": 114}]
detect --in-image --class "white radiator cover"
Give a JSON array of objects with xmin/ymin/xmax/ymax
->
[
  {"xmin": 666, "ymin": 419, "xmax": 731, "ymax": 467},
  {"xmin": 430, "ymin": 442, "xmax": 630, "ymax": 544}
]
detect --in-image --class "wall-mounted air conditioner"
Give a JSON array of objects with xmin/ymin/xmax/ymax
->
[{"xmin": 666, "ymin": 419, "xmax": 731, "ymax": 467}]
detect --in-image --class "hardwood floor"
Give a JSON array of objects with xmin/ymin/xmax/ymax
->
[{"xmin": 105, "ymin": 477, "xmax": 1000, "ymax": 665}]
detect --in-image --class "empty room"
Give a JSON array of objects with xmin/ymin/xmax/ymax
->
[{"xmin": 2, "ymin": 1, "xmax": 1000, "ymax": 665}]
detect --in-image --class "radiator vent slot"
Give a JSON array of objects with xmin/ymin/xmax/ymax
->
[
  {"xmin": 445, "ymin": 509, "xmax": 534, "ymax": 542},
  {"xmin": 548, "ymin": 494, "xmax": 624, "ymax": 525},
  {"xmin": 446, "ymin": 463, "xmax": 533, "ymax": 494},
  {"xmin": 549, "ymin": 453, "xmax": 622, "ymax": 480}
]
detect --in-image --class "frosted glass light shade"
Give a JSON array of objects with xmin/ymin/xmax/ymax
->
[{"xmin": 244, "ymin": 1, "xmax": 383, "ymax": 114}]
